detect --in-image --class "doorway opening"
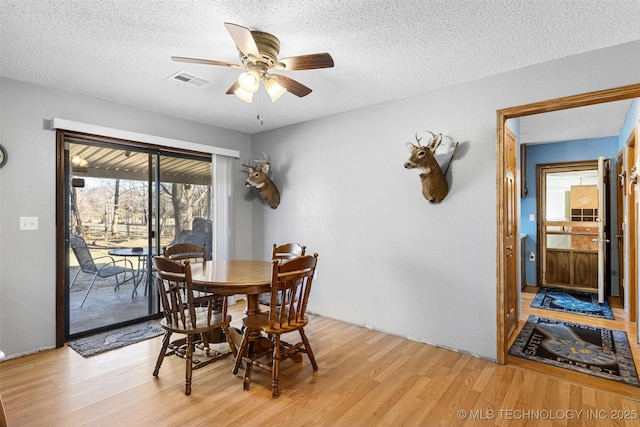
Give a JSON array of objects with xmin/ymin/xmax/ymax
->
[{"xmin": 497, "ymin": 83, "xmax": 640, "ymax": 364}]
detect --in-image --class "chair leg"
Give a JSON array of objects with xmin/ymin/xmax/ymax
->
[
  {"xmin": 221, "ymin": 325, "xmax": 238, "ymax": 357},
  {"xmin": 299, "ymin": 328, "xmax": 318, "ymax": 371},
  {"xmin": 185, "ymin": 334, "xmax": 194, "ymax": 395},
  {"xmin": 79, "ymin": 274, "xmax": 99, "ymax": 307},
  {"xmin": 242, "ymin": 341, "xmax": 254, "ymax": 391},
  {"xmin": 153, "ymin": 331, "xmax": 171, "ymax": 376},
  {"xmin": 69, "ymin": 268, "xmax": 81, "ymax": 289},
  {"xmin": 232, "ymin": 330, "xmax": 250, "ymax": 375},
  {"xmin": 272, "ymin": 334, "xmax": 281, "ymax": 398}
]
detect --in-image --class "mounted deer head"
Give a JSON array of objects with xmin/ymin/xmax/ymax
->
[
  {"xmin": 404, "ymin": 132, "xmax": 449, "ymax": 203},
  {"xmin": 242, "ymin": 153, "xmax": 281, "ymax": 209}
]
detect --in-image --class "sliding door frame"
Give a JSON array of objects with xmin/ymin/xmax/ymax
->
[{"xmin": 55, "ymin": 126, "xmax": 237, "ymax": 347}]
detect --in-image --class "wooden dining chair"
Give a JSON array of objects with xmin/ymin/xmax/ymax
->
[
  {"xmin": 272, "ymin": 242, "xmax": 306, "ymax": 261},
  {"xmin": 259, "ymin": 243, "xmax": 306, "ymax": 306},
  {"xmin": 233, "ymin": 253, "xmax": 319, "ymax": 398},
  {"xmin": 163, "ymin": 242, "xmax": 229, "ymax": 343},
  {"xmin": 163, "ymin": 242, "xmax": 207, "ymax": 263},
  {"xmin": 151, "ymin": 256, "xmax": 237, "ymax": 395}
]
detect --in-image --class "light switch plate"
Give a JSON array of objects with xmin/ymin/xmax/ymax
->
[{"xmin": 20, "ymin": 216, "xmax": 38, "ymax": 231}]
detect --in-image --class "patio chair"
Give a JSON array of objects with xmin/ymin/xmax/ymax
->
[
  {"xmin": 69, "ymin": 234, "xmax": 136, "ymax": 307},
  {"xmin": 167, "ymin": 218, "xmax": 213, "ymax": 260}
]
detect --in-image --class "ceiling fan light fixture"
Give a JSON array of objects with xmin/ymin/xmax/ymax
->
[
  {"xmin": 234, "ymin": 86, "xmax": 254, "ymax": 103},
  {"xmin": 173, "ymin": 23, "xmax": 334, "ymax": 105},
  {"xmin": 265, "ymin": 76, "xmax": 287, "ymax": 102},
  {"xmin": 238, "ymin": 70, "xmax": 260, "ymax": 93}
]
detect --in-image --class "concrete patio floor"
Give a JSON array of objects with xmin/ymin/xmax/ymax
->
[{"xmin": 68, "ymin": 267, "xmax": 157, "ymax": 336}]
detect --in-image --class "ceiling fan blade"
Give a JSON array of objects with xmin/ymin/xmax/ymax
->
[
  {"xmin": 226, "ymin": 80, "xmax": 240, "ymax": 95},
  {"xmin": 224, "ymin": 22, "xmax": 260, "ymax": 58},
  {"xmin": 274, "ymin": 75, "xmax": 312, "ymax": 97},
  {"xmin": 171, "ymin": 56, "xmax": 244, "ymax": 69},
  {"xmin": 279, "ymin": 53, "xmax": 334, "ymax": 70}
]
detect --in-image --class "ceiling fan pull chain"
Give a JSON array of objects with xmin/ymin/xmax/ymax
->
[{"xmin": 256, "ymin": 90, "xmax": 264, "ymax": 125}]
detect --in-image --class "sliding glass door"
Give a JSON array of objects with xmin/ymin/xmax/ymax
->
[
  {"xmin": 154, "ymin": 153, "xmax": 213, "ymax": 259},
  {"xmin": 64, "ymin": 135, "xmax": 212, "ymax": 339}
]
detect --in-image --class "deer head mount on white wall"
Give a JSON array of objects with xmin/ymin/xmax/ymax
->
[
  {"xmin": 404, "ymin": 131, "xmax": 458, "ymax": 204},
  {"xmin": 242, "ymin": 153, "xmax": 281, "ymax": 209}
]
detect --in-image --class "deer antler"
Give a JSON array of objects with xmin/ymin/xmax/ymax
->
[
  {"xmin": 254, "ymin": 152, "xmax": 270, "ymax": 164},
  {"xmin": 254, "ymin": 152, "xmax": 271, "ymax": 174},
  {"xmin": 414, "ymin": 131, "xmax": 438, "ymax": 147},
  {"xmin": 241, "ymin": 160, "xmax": 255, "ymax": 171}
]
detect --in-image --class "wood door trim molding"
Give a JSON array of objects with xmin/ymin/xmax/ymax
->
[
  {"xmin": 496, "ymin": 82, "xmax": 640, "ymax": 365},
  {"xmin": 626, "ymin": 124, "xmax": 639, "ymax": 322}
]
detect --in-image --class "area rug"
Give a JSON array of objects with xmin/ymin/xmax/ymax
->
[
  {"xmin": 509, "ymin": 315, "xmax": 639, "ymax": 387},
  {"xmin": 531, "ymin": 287, "xmax": 614, "ymax": 320},
  {"xmin": 68, "ymin": 320, "xmax": 164, "ymax": 357}
]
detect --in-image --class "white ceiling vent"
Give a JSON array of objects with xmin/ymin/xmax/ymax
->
[{"xmin": 165, "ymin": 71, "xmax": 209, "ymax": 88}]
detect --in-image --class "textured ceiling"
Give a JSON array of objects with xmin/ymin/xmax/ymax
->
[{"xmin": 1, "ymin": 0, "xmax": 639, "ymax": 137}]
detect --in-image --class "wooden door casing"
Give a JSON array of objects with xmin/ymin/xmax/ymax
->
[
  {"xmin": 496, "ymin": 83, "xmax": 640, "ymax": 364},
  {"xmin": 504, "ymin": 127, "xmax": 518, "ymax": 340},
  {"xmin": 626, "ymin": 128, "xmax": 638, "ymax": 322}
]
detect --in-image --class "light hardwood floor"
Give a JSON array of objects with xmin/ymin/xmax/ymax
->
[{"xmin": 1, "ymin": 295, "xmax": 640, "ymax": 426}]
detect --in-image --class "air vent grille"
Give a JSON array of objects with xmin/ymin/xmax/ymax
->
[{"xmin": 165, "ymin": 71, "xmax": 210, "ymax": 88}]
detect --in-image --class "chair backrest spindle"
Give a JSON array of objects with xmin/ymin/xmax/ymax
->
[{"xmin": 268, "ymin": 254, "xmax": 318, "ymax": 330}]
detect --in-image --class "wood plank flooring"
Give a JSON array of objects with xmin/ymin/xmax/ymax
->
[{"xmin": 1, "ymin": 295, "xmax": 639, "ymax": 426}]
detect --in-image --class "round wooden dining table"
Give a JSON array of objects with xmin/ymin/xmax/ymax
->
[
  {"xmin": 190, "ymin": 259, "xmax": 274, "ymax": 360},
  {"xmin": 189, "ymin": 259, "xmax": 273, "ymax": 317}
]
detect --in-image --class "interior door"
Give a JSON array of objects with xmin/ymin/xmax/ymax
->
[
  {"xmin": 540, "ymin": 161, "xmax": 603, "ymax": 293},
  {"xmin": 596, "ymin": 156, "xmax": 608, "ymax": 303},
  {"xmin": 616, "ymin": 150, "xmax": 625, "ymax": 308},
  {"xmin": 504, "ymin": 127, "xmax": 518, "ymax": 339}
]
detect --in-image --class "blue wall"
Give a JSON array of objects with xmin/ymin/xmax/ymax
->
[{"xmin": 520, "ymin": 136, "xmax": 619, "ymax": 291}]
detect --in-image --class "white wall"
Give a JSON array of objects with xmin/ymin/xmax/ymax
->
[
  {"xmin": 0, "ymin": 78, "xmax": 252, "ymax": 358},
  {"xmin": 251, "ymin": 40, "xmax": 640, "ymax": 360}
]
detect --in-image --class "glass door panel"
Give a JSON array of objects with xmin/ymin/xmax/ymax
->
[
  {"xmin": 154, "ymin": 153, "xmax": 213, "ymax": 258},
  {"xmin": 65, "ymin": 138, "xmax": 213, "ymax": 339},
  {"xmin": 66, "ymin": 142, "xmax": 157, "ymax": 337}
]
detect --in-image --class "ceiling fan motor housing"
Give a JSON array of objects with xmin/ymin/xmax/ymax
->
[{"xmin": 239, "ymin": 31, "xmax": 281, "ymax": 68}]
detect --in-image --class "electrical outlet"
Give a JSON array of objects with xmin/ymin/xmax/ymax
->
[{"xmin": 19, "ymin": 216, "xmax": 38, "ymax": 231}]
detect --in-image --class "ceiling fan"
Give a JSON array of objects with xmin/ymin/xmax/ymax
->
[{"xmin": 172, "ymin": 22, "xmax": 334, "ymax": 103}]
